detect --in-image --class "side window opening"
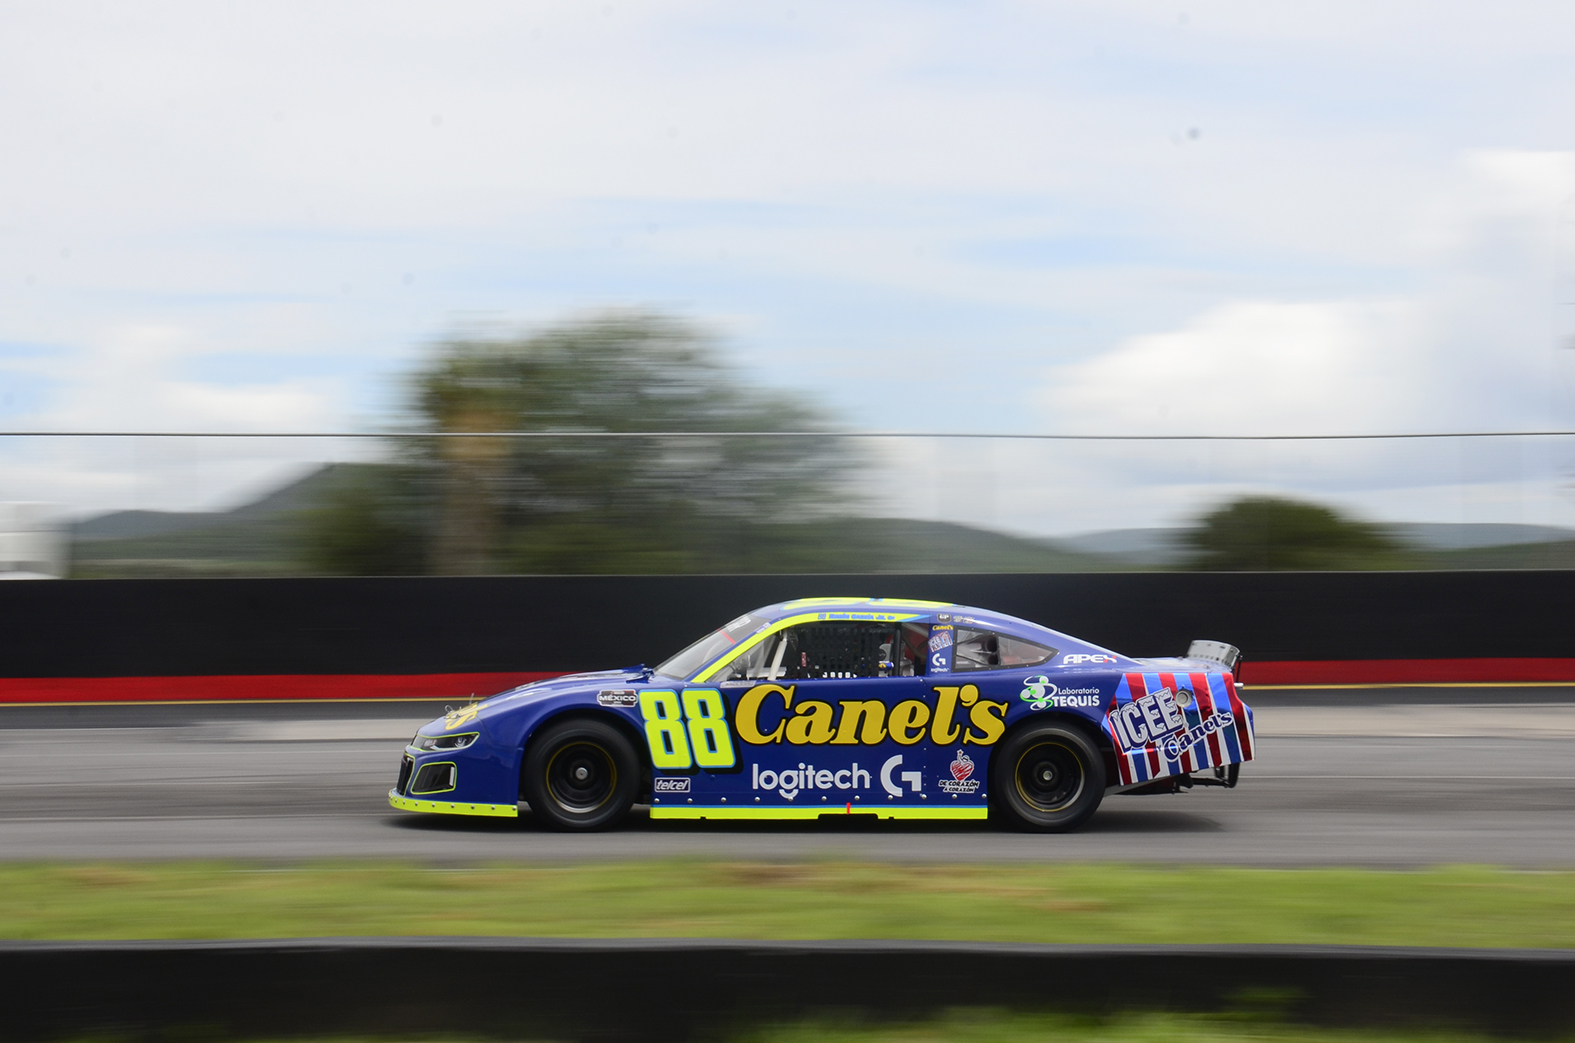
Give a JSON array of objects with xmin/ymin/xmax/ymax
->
[
  {"xmin": 952, "ymin": 628, "xmax": 1057, "ymax": 672},
  {"xmin": 897, "ymin": 622, "xmax": 928, "ymax": 677},
  {"xmin": 716, "ymin": 620, "xmax": 933, "ymax": 682}
]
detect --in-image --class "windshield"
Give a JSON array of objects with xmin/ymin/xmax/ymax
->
[{"xmin": 655, "ymin": 613, "xmax": 766, "ymax": 680}]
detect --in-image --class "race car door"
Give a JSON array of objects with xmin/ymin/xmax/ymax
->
[{"xmin": 718, "ymin": 618, "xmax": 940, "ymax": 810}]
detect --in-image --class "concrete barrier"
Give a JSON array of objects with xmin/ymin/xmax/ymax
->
[{"xmin": 5, "ymin": 938, "xmax": 1573, "ymax": 1042}]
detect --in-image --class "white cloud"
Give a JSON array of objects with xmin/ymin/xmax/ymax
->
[
  {"xmin": 1039, "ymin": 299, "xmax": 1423, "ymax": 436},
  {"xmin": 5, "ymin": 5, "xmax": 1575, "ymax": 526},
  {"xmin": 1016, "ymin": 149, "xmax": 1575, "ymax": 530}
]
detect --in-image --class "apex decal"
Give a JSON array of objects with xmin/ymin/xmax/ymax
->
[
  {"xmin": 1061, "ymin": 653, "xmax": 1118, "ymax": 665},
  {"xmin": 734, "ymin": 684, "xmax": 1009, "ymax": 747}
]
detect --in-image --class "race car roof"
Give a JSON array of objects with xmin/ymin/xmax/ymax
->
[{"xmin": 755, "ymin": 597, "xmax": 1059, "ymax": 639}]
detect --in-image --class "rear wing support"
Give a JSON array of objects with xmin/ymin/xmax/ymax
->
[{"xmin": 1186, "ymin": 639, "xmax": 1242, "ymax": 675}]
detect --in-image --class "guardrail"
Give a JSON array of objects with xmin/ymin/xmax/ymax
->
[{"xmin": 6, "ymin": 939, "xmax": 1573, "ymax": 1041}]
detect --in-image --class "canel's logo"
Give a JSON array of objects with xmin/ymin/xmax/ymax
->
[{"xmin": 733, "ymin": 684, "xmax": 1007, "ymax": 748}]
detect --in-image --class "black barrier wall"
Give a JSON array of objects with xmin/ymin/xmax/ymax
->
[
  {"xmin": 7, "ymin": 939, "xmax": 1575, "ymax": 1042},
  {"xmin": 2, "ymin": 571, "xmax": 1573, "ymax": 677}
]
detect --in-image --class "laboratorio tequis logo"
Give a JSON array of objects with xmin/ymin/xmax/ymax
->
[{"xmin": 1018, "ymin": 675, "xmax": 1102, "ymax": 710}]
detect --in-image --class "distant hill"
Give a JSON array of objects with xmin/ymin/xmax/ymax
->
[
  {"xmin": 68, "ymin": 465, "xmax": 372, "ymax": 578},
  {"xmin": 66, "ymin": 467, "xmax": 1575, "ymax": 576},
  {"xmin": 1386, "ymin": 522, "xmax": 1575, "ymax": 550},
  {"xmin": 72, "ymin": 465, "xmax": 354, "ymax": 543},
  {"xmin": 67, "ymin": 464, "xmax": 1129, "ymax": 577},
  {"xmin": 1049, "ymin": 528, "xmax": 1189, "ymax": 566}
]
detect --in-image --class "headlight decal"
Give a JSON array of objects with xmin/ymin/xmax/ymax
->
[{"xmin": 412, "ymin": 731, "xmax": 479, "ymax": 752}]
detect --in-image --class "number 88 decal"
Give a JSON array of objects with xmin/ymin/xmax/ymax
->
[{"xmin": 637, "ymin": 689, "xmax": 737, "ymax": 769}]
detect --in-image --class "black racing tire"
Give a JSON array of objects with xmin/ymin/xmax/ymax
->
[
  {"xmin": 990, "ymin": 722, "xmax": 1106, "ymax": 833},
  {"xmin": 521, "ymin": 717, "xmax": 640, "ymax": 832}
]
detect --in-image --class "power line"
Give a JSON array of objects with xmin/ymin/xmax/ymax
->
[{"xmin": 2, "ymin": 429, "xmax": 1575, "ymax": 441}]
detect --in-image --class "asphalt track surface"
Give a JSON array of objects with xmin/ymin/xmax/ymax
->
[{"xmin": 3, "ymin": 688, "xmax": 1574, "ymax": 866}]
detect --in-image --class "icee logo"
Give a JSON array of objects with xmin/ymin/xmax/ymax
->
[
  {"xmin": 1109, "ymin": 687, "xmax": 1186, "ymax": 751},
  {"xmin": 1108, "ymin": 687, "xmax": 1236, "ymax": 755}
]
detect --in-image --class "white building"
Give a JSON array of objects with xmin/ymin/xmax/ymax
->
[{"xmin": 0, "ymin": 503, "xmax": 66, "ymax": 578}]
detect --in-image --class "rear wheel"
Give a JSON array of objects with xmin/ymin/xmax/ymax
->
[
  {"xmin": 991, "ymin": 723, "xmax": 1105, "ymax": 832},
  {"xmin": 522, "ymin": 718, "xmax": 640, "ymax": 831}
]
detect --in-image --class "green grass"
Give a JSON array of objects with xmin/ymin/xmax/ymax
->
[
  {"xmin": 120, "ymin": 1014, "xmax": 1549, "ymax": 1043},
  {"xmin": 740, "ymin": 1011, "xmax": 1531, "ymax": 1043},
  {"xmin": 4, "ymin": 860, "xmax": 1575, "ymax": 947}
]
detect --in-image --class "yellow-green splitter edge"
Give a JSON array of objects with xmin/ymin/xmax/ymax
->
[
  {"xmin": 388, "ymin": 790, "xmax": 519, "ymax": 817},
  {"xmin": 649, "ymin": 805, "xmax": 989, "ymax": 821}
]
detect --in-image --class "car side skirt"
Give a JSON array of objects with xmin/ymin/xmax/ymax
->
[
  {"xmin": 387, "ymin": 790, "xmax": 519, "ymax": 817},
  {"xmin": 649, "ymin": 805, "xmax": 988, "ymax": 821}
]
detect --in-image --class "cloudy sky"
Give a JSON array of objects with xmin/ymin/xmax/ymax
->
[{"xmin": 4, "ymin": 1, "xmax": 1575, "ymax": 532}]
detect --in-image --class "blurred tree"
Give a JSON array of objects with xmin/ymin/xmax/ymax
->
[
  {"xmin": 298, "ymin": 464, "xmax": 431, "ymax": 576},
  {"xmin": 1183, "ymin": 496, "xmax": 1402, "ymax": 571},
  {"xmin": 313, "ymin": 312, "xmax": 852, "ymax": 575}
]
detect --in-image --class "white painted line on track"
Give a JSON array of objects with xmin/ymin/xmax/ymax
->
[{"xmin": 1254, "ymin": 704, "xmax": 1575, "ymax": 738}]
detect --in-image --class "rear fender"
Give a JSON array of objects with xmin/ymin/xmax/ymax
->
[
  {"xmin": 1101, "ymin": 669, "xmax": 1255, "ymax": 788},
  {"xmin": 997, "ymin": 711, "xmax": 1118, "ymax": 788}
]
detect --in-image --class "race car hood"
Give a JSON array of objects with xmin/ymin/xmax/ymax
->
[{"xmin": 415, "ymin": 667, "xmax": 649, "ymax": 736}]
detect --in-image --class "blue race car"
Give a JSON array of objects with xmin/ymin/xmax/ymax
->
[{"xmin": 390, "ymin": 597, "xmax": 1255, "ymax": 832}]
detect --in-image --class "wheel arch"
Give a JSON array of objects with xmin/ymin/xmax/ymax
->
[
  {"xmin": 1000, "ymin": 708, "xmax": 1113, "ymax": 751},
  {"xmin": 520, "ymin": 707, "xmax": 653, "ymax": 802},
  {"xmin": 992, "ymin": 710, "xmax": 1117, "ymax": 804}
]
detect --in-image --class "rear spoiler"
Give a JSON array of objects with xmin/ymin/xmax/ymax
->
[{"xmin": 1186, "ymin": 639, "xmax": 1242, "ymax": 676}]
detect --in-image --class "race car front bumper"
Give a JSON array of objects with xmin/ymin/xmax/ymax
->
[
  {"xmin": 388, "ymin": 746, "xmax": 518, "ymax": 818},
  {"xmin": 387, "ymin": 789, "xmax": 518, "ymax": 817}
]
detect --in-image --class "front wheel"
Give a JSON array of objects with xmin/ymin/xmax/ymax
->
[
  {"xmin": 521, "ymin": 717, "xmax": 640, "ymax": 831},
  {"xmin": 990, "ymin": 723, "xmax": 1105, "ymax": 832}
]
